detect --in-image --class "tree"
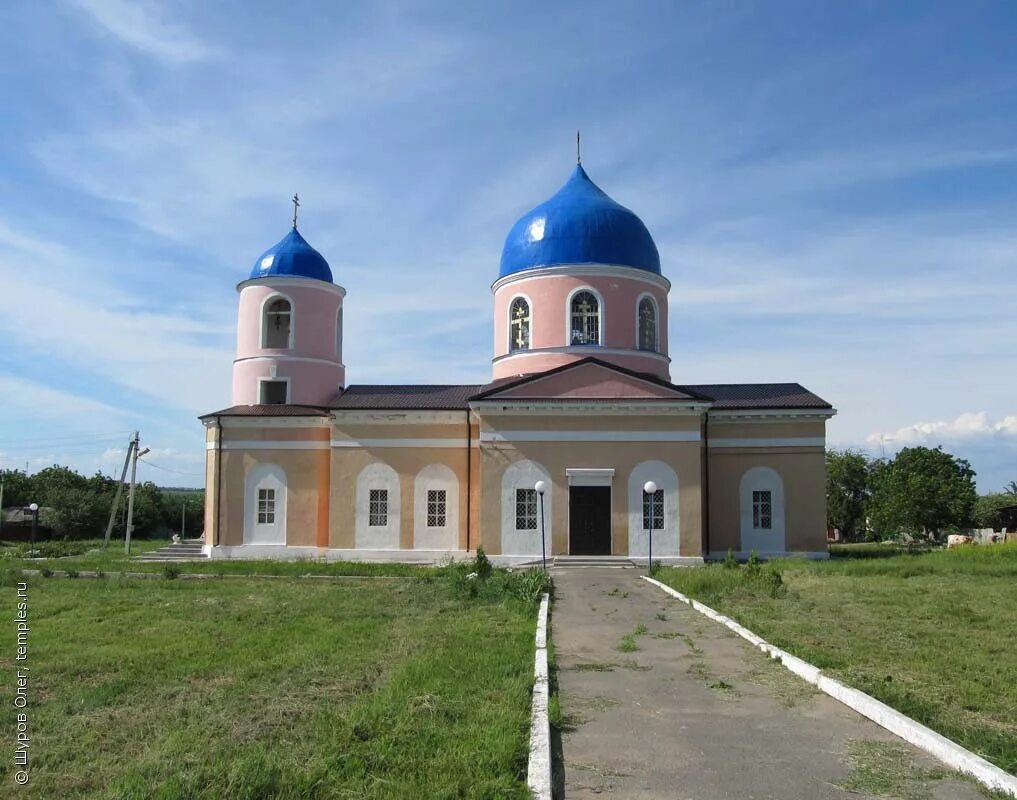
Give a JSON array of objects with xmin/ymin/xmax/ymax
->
[
  {"xmin": 974, "ymin": 493, "xmax": 1015, "ymax": 531},
  {"xmin": 868, "ymin": 446, "xmax": 977, "ymax": 541},
  {"xmin": 0, "ymin": 469, "xmax": 34, "ymax": 508},
  {"xmin": 826, "ymin": 449, "xmax": 869, "ymax": 540},
  {"xmin": 1005, "ymin": 480, "xmax": 1017, "ymax": 497}
]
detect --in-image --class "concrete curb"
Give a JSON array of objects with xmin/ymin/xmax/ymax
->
[
  {"xmin": 641, "ymin": 575, "xmax": 1017, "ymax": 798},
  {"xmin": 527, "ymin": 593, "xmax": 552, "ymax": 800}
]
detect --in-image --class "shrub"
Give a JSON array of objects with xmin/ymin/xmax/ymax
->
[
  {"xmin": 473, "ymin": 547, "xmax": 493, "ymax": 580},
  {"xmin": 723, "ymin": 549, "xmax": 738, "ymax": 569},
  {"xmin": 163, "ymin": 564, "xmax": 181, "ymax": 580}
]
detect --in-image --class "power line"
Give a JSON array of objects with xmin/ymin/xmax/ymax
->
[
  {"xmin": 137, "ymin": 458, "xmax": 204, "ymax": 477},
  {"xmin": 0, "ymin": 430, "xmax": 130, "ymax": 446}
]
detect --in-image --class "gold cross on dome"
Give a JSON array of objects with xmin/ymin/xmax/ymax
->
[{"xmin": 292, "ymin": 193, "xmax": 300, "ymax": 229}]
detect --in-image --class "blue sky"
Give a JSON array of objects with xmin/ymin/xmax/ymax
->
[{"xmin": 0, "ymin": 0, "xmax": 1014, "ymax": 491}]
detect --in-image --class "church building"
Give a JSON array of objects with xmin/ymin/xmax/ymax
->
[{"xmin": 200, "ymin": 160, "xmax": 835, "ymax": 563}]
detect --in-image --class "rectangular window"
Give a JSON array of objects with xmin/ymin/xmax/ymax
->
[
  {"xmin": 369, "ymin": 489, "xmax": 388, "ymax": 527},
  {"xmin": 257, "ymin": 488, "xmax": 275, "ymax": 524},
  {"xmin": 515, "ymin": 488, "xmax": 538, "ymax": 530},
  {"xmin": 427, "ymin": 489, "xmax": 447, "ymax": 528},
  {"xmin": 642, "ymin": 489, "xmax": 664, "ymax": 531},
  {"xmin": 259, "ymin": 380, "xmax": 288, "ymax": 404},
  {"xmin": 752, "ymin": 490, "xmax": 772, "ymax": 530}
]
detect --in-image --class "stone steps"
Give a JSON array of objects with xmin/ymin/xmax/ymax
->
[
  {"xmin": 552, "ymin": 556, "xmax": 640, "ymax": 568},
  {"xmin": 137, "ymin": 539, "xmax": 207, "ymax": 561}
]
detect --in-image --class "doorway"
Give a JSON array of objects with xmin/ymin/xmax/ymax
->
[{"xmin": 569, "ymin": 486, "xmax": 612, "ymax": 555}]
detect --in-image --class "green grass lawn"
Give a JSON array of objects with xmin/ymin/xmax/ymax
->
[
  {"xmin": 0, "ymin": 563, "xmax": 545, "ymax": 799},
  {"xmin": 654, "ymin": 543, "xmax": 1017, "ymax": 777},
  {"xmin": 0, "ymin": 539, "xmax": 440, "ymax": 578}
]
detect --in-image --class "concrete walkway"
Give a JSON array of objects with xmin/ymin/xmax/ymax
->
[{"xmin": 552, "ymin": 567, "xmax": 982, "ymax": 799}]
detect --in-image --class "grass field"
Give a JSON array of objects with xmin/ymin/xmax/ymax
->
[
  {"xmin": 0, "ymin": 560, "xmax": 545, "ymax": 799},
  {"xmin": 0, "ymin": 539, "xmax": 441, "ymax": 578},
  {"xmin": 654, "ymin": 543, "xmax": 1017, "ymax": 777}
]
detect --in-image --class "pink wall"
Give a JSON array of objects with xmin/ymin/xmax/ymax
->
[
  {"xmin": 492, "ymin": 271, "xmax": 670, "ymax": 380},
  {"xmin": 232, "ymin": 280, "xmax": 345, "ymax": 406}
]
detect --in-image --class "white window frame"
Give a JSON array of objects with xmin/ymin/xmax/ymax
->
[
  {"xmin": 413, "ymin": 463, "xmax": 459, "ymax": 551},
  {"xmin": 628, "ymin": 460, "xmax": 679, "ymax": 557},
  {"xmin": 256, "ymin": 487, "xmax": 276, "ymax": 524},
  {"xmin": 243, "ymin": 463, "xmax": 287, "ymax": 545},
  {"xmin": 501, "ymin": 460, "xmax": 551, "ymax": 556},
  {"xmin": 739, "ymin": 466, "xmax": 786, "ymax": 554},
  {"xmin": 259, "ymin": 292, "xmax": 295, "ymax": 350},
  {"xmin": 635, "ymin": 292, "xmax": 659, "ymax": 352},
  {"xmin": 507, "ymin": 293, "xmax": 533, "ymax": 352},
  {"xmin": 368, "ymin": 488, "xmax": 388, "ymax": 527},
  {"xmin": 752, "ymin": 489, "xmax": 773, "ymax": 530},
  {"xmin": 426, "ymin": 489, "xmax": 446, "ymax": 528},
  {"xmin": 516, "ymin": 488, "xmax": 538, "ymax": 530},
  {"xmin": 356, "ymin": 462, "xmax": 401, "ymax": 549},
  {"xmin": 642, "ymin": 488, "xmax": 664, "ymax": 531},
  {"xmin": 565, "ymin": 286, "xmax": 604, "ymax": 347}
]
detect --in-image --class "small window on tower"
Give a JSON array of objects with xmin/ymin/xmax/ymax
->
[
  {"xmin": 260, "ymin": 380, "xmax": 288, "ymax": 405},
  {"xmin": 263, "ymin": 298, "xmax": 292, "ymax": 348},
  {"xmin": 509, "ymin": 297, "xmax": 531, "ymax": 351},
  {"xmin": 570, "ymin": 290, "xmax": 600, "ymax": 346},
  {"xmin": 638, "ymin": 297, "xmax": 657, "ymax": 351}
]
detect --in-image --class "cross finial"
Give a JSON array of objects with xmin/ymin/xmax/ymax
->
[
  {"xmin": 291, "ymin": 193, "xmax": 300, "ymax": 229},
  {"xmin": 576, "ymin": 130, "xmax": 581, "ymax": 165}
]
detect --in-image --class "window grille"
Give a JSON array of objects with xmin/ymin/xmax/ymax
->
[
  {"xmin": 427, "ymin": 489, "xmax": 447, "ymax": 528},
  {"xmin": 638, "ymin": 297, "xmax": 657, "ymax": 351},
  {"xmin": 257, "ymin": 488, "xmax": 275, "ymax": 524},
  {"xmin": 515, "ymin": 488, "xmax": 538, "ymax": 530},
  {"xmin": 369, "ymin": 489, "xmax": 388, "ymax": 527},
  {"xmin": 570, "ymin": 291, "xmax": 600, "ymax": 345},
  {"xmin": 752, "ymin": 490, "xmax": 772, "ymax": 530},
  {"xmin": 509, "ymin": 297, "xmax": 531, "ymax": 351},
  {"xmin": 264, "ymin": 298, "xmax": 292, "ymax": 348},
  {"xmin": 642, "ymin": 489, "xmax": 664, "ymax": 530}
]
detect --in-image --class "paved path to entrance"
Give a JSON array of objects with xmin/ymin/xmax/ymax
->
[{"xmin": 552, "ymin": 567, "xmax": 982, "ymax": 800}]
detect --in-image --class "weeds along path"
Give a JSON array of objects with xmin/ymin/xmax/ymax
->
[{"xmin": 550, "ymin": 566, "xmax": 985, "ymax": 800}]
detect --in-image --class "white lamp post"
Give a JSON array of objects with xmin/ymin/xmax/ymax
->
[
  {"xmin": 643, "ymin": 481, "xmax": 658, "ymax": 574},
  {"xmin": 28, "ymin": 502, "xmax": 39, "ymax": 553},
  {"xmin": 535, "ymin": 481, "xmax": 547, "ymax": 571}
]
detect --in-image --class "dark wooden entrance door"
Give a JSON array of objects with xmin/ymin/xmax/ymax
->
[{"xmin": 569, "ymin": 486, "xmax": 612, "ymax": 555}]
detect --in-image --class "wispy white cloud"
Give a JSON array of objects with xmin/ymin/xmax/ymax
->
[
  {"xmin": 68, "ymin": 0, "xmax": 215, "ymax": 63},
  {"xmin": 867, "ymin": 412, "xmax": 1017, "ymax": 447}
]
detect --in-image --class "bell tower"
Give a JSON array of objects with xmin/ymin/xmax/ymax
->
[{"xmin": 231, "ymin": 202, "xmax": 346, "ymax": 406}]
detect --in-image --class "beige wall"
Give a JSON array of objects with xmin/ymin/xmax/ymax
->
[
  {"xmin": 329, "ymin": 416, "xmax": 476, "ymax": 550},
  {"xmin": 475, "ymin": 411, "xmax": 705, "ymax": 557},
  {"xmin": 708, "ymin": 448, "xmax": 828, "ymax": 554},
  {"xmin": 203, "ymin": 411, "xmax": 830, "ymax": 558}
]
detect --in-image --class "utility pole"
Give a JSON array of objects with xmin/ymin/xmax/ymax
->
[
  {"xmin": 104, "ymin": 434, "xmax": 136, "ymax": 549},
  {"xmin": 124, "ymin": 432, "xmax": 150, "ymax": 555},
  {"xmin": 181, "ymin": 498, "xmax": 187, "ymax": 539},
  {"xmin": 0, "ymin": 475, "xmax": 5, "ymax": 536}
]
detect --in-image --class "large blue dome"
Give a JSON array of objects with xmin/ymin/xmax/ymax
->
[
  {"xmin": 249, "ymin": 228, "xmax": 333, "ymax": 283},
  {"xmin": 499, "ymin": 165, "xmax": 660, "ymax": 278}
]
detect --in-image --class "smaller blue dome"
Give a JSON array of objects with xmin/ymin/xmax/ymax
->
[
  {"xmin": 249, "ymin": 228, "xmax": 333, "ymax": 283},
  {"xmin": 499, "ymin": 165, "xmax": 661, "ymax": 278}
]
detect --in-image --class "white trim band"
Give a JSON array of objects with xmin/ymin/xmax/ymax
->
[
  {"xmin": 331, "ymin": 438, "xmax": 471, "ymax": 448},
  {"xmin": 481, "ymin": 430, "xmax": 700, "ymax": 443},
  {"xmin": 709, "ymin": 437, "xmax": 826, "ymax": 448},
  {"xmin": 492, "ymin": 263, "xmax": 671, "ymax": 293},
  {"xmin": 492, "ymin": 345, "xmax": 670, "ymax": 365},
  {"xmin": 209, "ymin": 440, "xmax": 330, "ymax": 451},
  {"xmin": 641, "ymin": 576, "xmax": 1017, "ymax": 798}
]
